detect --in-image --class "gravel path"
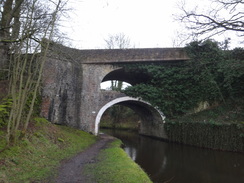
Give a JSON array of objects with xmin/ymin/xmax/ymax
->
[{"xmin": 53, "ymin": 134, "xmax": 115, "ymax": 183}]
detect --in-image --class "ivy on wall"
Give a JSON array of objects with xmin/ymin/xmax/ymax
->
[{"xmin": 123, "ymin": 40, "xmax": 244, "ymax": 118}]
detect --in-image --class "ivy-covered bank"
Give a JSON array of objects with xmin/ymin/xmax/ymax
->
[
  {"xmin": 165, "ymin": 121, "xmax": 244, "ymax": 152},
  {"xmin": 164, "ymin": 98, "xmax": 244, "ymax": 152}
]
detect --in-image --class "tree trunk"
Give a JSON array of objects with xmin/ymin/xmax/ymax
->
[{"xmin": 0, "ymin": 0, "xmax": 23, "ymax": 77}]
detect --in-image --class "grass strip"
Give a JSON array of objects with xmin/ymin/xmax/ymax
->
[
  {"xmin": 0, "ymin": 119, "xmax": 97, "ymax": 183},
  {"xmin": 84, "ymin": 139, "xmax": 152, "ymax": 183}
]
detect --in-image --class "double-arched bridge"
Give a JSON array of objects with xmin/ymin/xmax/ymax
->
[{"xmin": 41, "ymin": 43, "xmax": 189, "ymax": 139}]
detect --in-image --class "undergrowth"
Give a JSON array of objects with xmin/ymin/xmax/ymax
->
[{"xmin": 176, "ymin": 97, "xmax": 244, "ymax": 124}]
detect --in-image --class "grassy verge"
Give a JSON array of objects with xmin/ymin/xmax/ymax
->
[
  {"xmin": 0, "ymin": 118, "xmax": 97, "ymax": 183},
  {"xmin": 84, "ymin": 139, "xmax": 152, "ymax": 183}
]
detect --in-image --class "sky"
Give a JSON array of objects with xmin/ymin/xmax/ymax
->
[{"xmin": 61, "ymin": 0, "xmax": 242, "ymax": 49}]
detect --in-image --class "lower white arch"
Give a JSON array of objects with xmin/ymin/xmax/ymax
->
[{"xmin": 94, "ymin": 96, "xmax": 165, "ymax": 135}]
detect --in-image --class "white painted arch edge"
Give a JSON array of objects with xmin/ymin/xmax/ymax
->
[{"xmin": 94, "ymin": 96, "xmax": 165, "ymax": 135}]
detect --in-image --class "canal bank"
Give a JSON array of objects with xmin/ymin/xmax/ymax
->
[
  {"xmin": 163, "ymin": 98, "xmax": 244, "ymax": 153},
  {"xmin": 164, "ymin": 120, "xmax": 244, "ymax": 152}
]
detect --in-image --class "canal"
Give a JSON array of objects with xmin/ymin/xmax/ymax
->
[{"xmin": 101, "ymin": 129, "xmax": 244, "ymax": 183}]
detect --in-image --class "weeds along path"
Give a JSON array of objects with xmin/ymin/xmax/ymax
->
[{"xmin": 54, "ymin": 134, "xmax": 115, "ymax": 183}]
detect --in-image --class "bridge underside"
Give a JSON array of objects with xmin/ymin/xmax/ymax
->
[{"xmin": 102, "ymin": 68, "xmax": 149, "ymax": 85}]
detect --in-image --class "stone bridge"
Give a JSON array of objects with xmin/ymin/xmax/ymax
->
[{"xmin": 41, "ymin": 43, "xmax": 189, "ymax": 139}]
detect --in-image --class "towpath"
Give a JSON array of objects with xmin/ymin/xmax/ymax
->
[{"xmin": 52, "ymin": 134, "xmax": 115, "ymax": 183}]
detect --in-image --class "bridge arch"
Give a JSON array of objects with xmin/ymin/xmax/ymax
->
[
  {"xmin": 101, "ymin": 68, "xmax": 150, "ymax": 86},
  {"xmin": 95, "ymin": 96, "xmax": 166, "ymax": 138}
]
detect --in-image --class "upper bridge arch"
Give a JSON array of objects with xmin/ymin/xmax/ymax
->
[{"xmin": 101, "ymin": 67, "xmax": 149, "ymax": 86}]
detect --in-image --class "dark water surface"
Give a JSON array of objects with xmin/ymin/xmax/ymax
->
[{"xmin": 101, "ymin": 129, "xmax": 244, "ymax": 183}]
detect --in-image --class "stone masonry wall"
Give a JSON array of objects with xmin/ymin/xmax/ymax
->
[
  {"xmin": 79, "ymin": 64, "xmax": 120, "ymax": 132},
  {"xmin": 48, "ymin": 42, "xmax": 189, "ymax": 64},
  {"xmin": 41, "ymin": 56, "xmax": 82, "ymax": 128},
  {"xmin": 41, "ymin": 56, "xmax": 124, "ymax": 134}
]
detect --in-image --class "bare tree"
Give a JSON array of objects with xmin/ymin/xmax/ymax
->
[
  {"xmin": 104, "ymin": 32, "xmax": 131, "ymax": 49},
  {"xmin": 0, "ymin": 0, "xmax": 67, "ymax": 146},
  {"xmin": 0, "ymin": 0, "xmax": 23, "ymax": 40},
  {"xmin": 0, "ymin": 0, "xmax": 24, "ymax": 72},
  {"xmin": 104, "ymin": 33, "xmax": 132, "ymax": 91},
  {"xmin": 177, "ymin": 0, "xmax": 244, "ymax": 42}
]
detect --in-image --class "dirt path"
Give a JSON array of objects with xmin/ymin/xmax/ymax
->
[{"xmin": 53, "ymin": 134, "xmax": 115, "ymax": 183}]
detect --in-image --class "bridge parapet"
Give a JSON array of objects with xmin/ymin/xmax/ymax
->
[{"xmin": 47, "ymin": 42, "xmax": 189, "ymax": 64}]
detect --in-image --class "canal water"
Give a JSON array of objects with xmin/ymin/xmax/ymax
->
[{"xmin": 101, "ymin": 129, "xmax": 244, "ymax": 183}]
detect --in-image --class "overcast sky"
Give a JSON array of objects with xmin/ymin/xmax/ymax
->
[{"xmin": 61, "ymin": 0, "xmax": 242, "ymax": 49}]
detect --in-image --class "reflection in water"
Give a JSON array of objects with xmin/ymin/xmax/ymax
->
[
  {"xmin": 102, "ymin": 129, "xmax": 244, "ymax": 183},
  {"xmin": 124, "ymin": 147, "xmax": 137, "ymax": 161}
]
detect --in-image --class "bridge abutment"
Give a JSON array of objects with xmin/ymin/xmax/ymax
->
[
  {"xmin": 41, "ymin": 56, "xmax": 82, "ymax": 128},
  {"xmin": 41, "ymin": 55, "xmax": 125, "ymax": 134}
]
